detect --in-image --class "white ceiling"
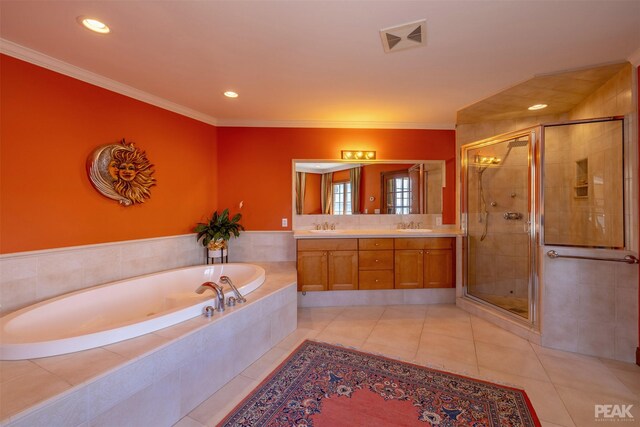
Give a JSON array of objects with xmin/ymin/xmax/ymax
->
[{"xmin": 1, "ymin": 1, "xmax": 639, "ymax": 129}]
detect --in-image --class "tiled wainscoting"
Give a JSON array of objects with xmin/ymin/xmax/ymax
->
[
  {"xmin": 1, "ymin": 264, "xmax": 297, "ymax": 426},
  {"xmin": 540, "ymin": 246, "xmax": 639, "ymax": 363},
  {"xmin": 0, "ymin": 235, "xmax": 204, "ymax": 315},
  {"xmin": 227, "ymin": 231, "xmax": 296, "ymax": 263}
]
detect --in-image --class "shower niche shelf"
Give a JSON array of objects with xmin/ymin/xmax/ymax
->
[{"xmin": 574, "ymin": 158, "xmax": 588, "ymax": 199}]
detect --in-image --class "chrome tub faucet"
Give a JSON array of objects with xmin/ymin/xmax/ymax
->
[{"xmin": 195, "ymin": 281, "xmax": 225, "ymax": 312}]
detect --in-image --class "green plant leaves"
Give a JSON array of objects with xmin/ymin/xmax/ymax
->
[{"xmin": 194, "ymin": 208, "xmax": 244, "ymax": 247}]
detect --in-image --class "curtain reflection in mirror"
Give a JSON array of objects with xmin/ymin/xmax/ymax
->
[
  {"xmin": 320, "ymin": 173, "xmax": 333, "ymax": 214},
  {"xmin": 295, "ymin": 172, "xmax": 306, "ymax": 215}
]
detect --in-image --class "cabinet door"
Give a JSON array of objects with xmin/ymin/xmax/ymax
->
[
  {"xmin": 394, "ymin": 250, "xmax": 423, "ymax": 289},
  {"xmin": 328, "ymin": 250, "xmax": 358, "ymax": 290},
  {"xmin": 424, "ymin": 249, "xmax": 453, "ymax": 288},
  {"xmin": 297, "ymin": 251, "xmax": 327, "ymax": 291}
]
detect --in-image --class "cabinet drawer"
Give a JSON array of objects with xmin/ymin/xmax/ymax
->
[
  {"xmin": 394, "ymin": 237, "xmax": 453, "ymax": 250},
  {"xmin": 297, "ymin": 238, "xmax": 357, "ymax": 251},
  {"xmin": 358, "ymin": 238, "xmax": 394, "ymax": 250},
  {"xmin": 359, "ymin": 250, "xmax": 394, "ymax": 270},
  {"xmin": 359, "ymin": 270, "xmax": 394, "ymax": 290}
]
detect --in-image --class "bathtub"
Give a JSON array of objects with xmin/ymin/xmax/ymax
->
[{"xmin": 0, "ymin": 263, "xmax": 265, "ymax": 360}]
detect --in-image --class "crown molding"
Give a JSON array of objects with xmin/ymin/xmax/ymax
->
[
  {"xmin": 0, "ymin": 39, "xmax": 455, "ymax": 131},
  {"xmin": 628, "ymin": 47, "xmax": 640, "ymax": 67},
  {"xmin": 215, "ymin": 119, "xmax": 455, "ymax": 130},
  {"xmin": 0, "ymin": 39, "xmax": 218, "ymax": 126}
]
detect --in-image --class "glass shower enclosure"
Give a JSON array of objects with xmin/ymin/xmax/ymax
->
[{"xmin": 462, "ymin": 131, "xmax": 536, "ymax": 321}]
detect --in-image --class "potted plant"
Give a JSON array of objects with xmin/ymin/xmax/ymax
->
[{"xmin": 194, "ymin": 209, "xmax": 245, "ymax": 260}]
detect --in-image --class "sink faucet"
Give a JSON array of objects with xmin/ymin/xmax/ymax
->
[
  {"xmin": 195, "ymin": 282, "xmax": 225, "ymax": 312},
  {"xmin": 219, "ymin": 276, "xmax": 246, "ymax": 303}
]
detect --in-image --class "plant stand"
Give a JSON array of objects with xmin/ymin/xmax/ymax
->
[{"xmin": 207, "ymin": 247, "xmax": 228, "ymax": 264}]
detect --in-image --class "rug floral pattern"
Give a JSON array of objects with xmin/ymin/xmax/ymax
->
[{"xmin": 219, "ymin": 340, "xmax": 540, "ymax": 427}]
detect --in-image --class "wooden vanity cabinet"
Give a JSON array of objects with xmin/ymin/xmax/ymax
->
[
  {"xmin": 297, "ymin": 239, "xmax": 358, "ymax": 291},
  {"xmin": 296, "ymin": 236, "xmax": 454, "ymax": 291},
  {"xmin": 358, "ymin": 238, "xmax": 394, "ymax": 289},
  {"xmin": 394, "ymin": 238, "xmax": 454, "ymax": 288}
]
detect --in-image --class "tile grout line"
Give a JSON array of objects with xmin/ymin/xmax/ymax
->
[{"xmin": 529, "ymin": 342, "xmax": 578, "ymax": 427}]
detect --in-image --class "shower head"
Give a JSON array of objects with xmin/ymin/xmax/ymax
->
[{"xmin": 507, "ymin": 137, "xmax": 528, "ymax": 148}]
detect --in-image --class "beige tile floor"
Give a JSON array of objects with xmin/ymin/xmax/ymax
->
[{"xmin": 176, "ymin": 304, "xmax": 640, "ymax": 427}]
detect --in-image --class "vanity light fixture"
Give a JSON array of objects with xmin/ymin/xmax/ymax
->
[
  {"xmin": 224, "ymin": 91, "xmax": 239, "ymax": 98},
  {"xmin": 77, "ymin": 17, "xmax": 110, "ymax": 34},
  {"xmin": 341, "ymin": 150, "xmax": 376, "ymax": 160},
  {"xmin": 528, "ymin": 104, "xmax": 548, "ymax": 111}
]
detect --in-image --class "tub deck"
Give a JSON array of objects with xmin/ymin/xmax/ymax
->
[{"xmin": 0, "ymin": 262, "xmax": 297, "ymax": 427}]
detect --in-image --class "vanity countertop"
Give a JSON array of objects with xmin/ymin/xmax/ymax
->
[{"xmin": 293, "ymin": 228, "xmax": 463, "ymax": 239}]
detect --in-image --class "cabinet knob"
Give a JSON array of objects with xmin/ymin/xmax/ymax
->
[
  {"xmin": 375, "ymin": 243, "xmax": 379, "ymax": 246},
  {"xmin": 375, "ymin": 259, "xmax": 379, "ymax": 262},
  {"xmin": 426, "ymin": 250, "xmax": 430, "ymax": 254},
  {"xmin": 419, "ymin": 251, "xmax": 423, "ymax": 255},
  {"xmin": 375, "ymin": 279, "xmax": 379, "ymax": 282}
]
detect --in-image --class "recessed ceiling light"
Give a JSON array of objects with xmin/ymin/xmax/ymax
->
[
  {"xmin": 528, "ymin": 104, "xmax": 548, "ymax": 111},
  {"xmin": 224, "ymin": 91, "xmax": 238, "ymax": 98},
  {"xmin": 77, "ymin": 16, "xmax": 110, "ymax": 34}
]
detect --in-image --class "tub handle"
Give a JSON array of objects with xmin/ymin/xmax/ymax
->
[{"xmin": 203, "ymin": 306, "xmax": 215, "ymax": 317}]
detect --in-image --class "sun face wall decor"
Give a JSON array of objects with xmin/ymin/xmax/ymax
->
[{"xmin": 87, "ymin": 139, "xmax": 156, "ymax": 206}]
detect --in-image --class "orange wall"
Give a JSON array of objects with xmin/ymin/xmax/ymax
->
[
  {"xmin": 0, "ymin": 55, "xmax": 218, "ymax": 253},
  {"xmin": 303, "ymin": 173, "xmax": 322, "ymax": 214},
  {"xmin": 217, "ymin": 127, "xmax": 456, "ymax": 229},
  {"xmin": 361, "ymin": 163, "xmax": 411, "ymax": 213}
]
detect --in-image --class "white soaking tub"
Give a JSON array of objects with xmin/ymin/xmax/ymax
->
[{"xmin": 0, "ymin": 263, "xmax": 265, "ymax": 360}]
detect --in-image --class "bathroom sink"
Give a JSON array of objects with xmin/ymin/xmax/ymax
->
[
  {"xmin": 398, "ymin": 229, "xmax": 433, "ymax": 233},
  {"xmin": 309, "ymin": 229, "xmax": 342, "ymax": 233}
]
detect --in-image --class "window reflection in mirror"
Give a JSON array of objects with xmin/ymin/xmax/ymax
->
[{"xmin": 294, "ymin": 161, "xmax": 445, "ymax": 215}]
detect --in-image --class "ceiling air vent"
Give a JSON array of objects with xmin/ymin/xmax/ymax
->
[{"xmin": 380, "ymin": 19, "xmax": 426, "ymax": 53}]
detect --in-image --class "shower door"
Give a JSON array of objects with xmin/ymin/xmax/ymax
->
[{"xmin": 463, "ymin": 131, "xmax": 535, "ymax": 321}]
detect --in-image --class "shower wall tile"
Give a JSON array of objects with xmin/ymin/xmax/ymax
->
[
  {"xmin": 578, "ymin": 285, "xmax": 615, "ymax": 323},
  {"xmin": 0, "ymin": 234, "xmax": 203, "ymax": 315},
  {"xmin": 541, "ymin": 314, "xmax": 579, "ymax": 353},
  {"xmin": 577, "ymin": 321, "xmax": 616, "ymax": 359},
  {"xmin": 541, "ymin": 251, "xmax": 638, "ymax": 362}
]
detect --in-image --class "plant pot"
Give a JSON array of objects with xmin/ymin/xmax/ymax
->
[
  {"xmin": 207, "ymin": 239, "xmax": 228, "ymax": 260},
  {"xmin": 208, "ymin": 248, "xmax": 228, "ymax": 259}
]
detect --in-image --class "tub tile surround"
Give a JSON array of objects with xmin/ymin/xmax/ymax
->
[
  {"xmin": 0, "ymin": 234, "xmax": 204, "ymax": 315},
  {"xmin": 0, "ymin": 262, "xmax": 297, "ymax": 427}
]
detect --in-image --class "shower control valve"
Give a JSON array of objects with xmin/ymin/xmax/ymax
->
[{"xmin": 503, "ymin": 212, "xmax": 523, "ymax": 220}]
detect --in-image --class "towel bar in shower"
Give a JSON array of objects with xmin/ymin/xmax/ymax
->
[{"xmin": 546, "ymin": 250, "xmax": 639, "ymax": 264}]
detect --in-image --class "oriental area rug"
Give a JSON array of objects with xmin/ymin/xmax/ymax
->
[{"xmin": 218, "ymin": 340, "xmax": 541, "ymax": 427}]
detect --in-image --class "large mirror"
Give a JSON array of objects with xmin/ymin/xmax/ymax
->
[{"xmin": 294, "ymin": 161, "xmax": 445, "ymax": 215}]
